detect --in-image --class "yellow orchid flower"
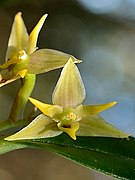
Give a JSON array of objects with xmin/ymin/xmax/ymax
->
[
  {"xmin": 0, "ymin": 12, "xmax": 80, "ymax": 87},
  {"xmin": 5, "ymin": 59, "xmax": 129, "ymax": 141}
]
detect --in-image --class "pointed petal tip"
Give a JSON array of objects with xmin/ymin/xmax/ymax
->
[
  {"xmin": 77, "ymin": 115, "xmax": 130, "ymax": 138},
  {"xmin": 28, "ymin": 97, "xmax": 41, "ymax": 105},
  {"xmin": 27, "ymin": 13, "xmax": 48, "ymax": 54},
  {"xmin": 52, "ymin": 56, "xmax": 86, "ymax": 108},
  {"xmin": 15, "ymin": 12, "xmax": 22, "ymax": 20},
  {"xmin": 28, "ymin": 97, "xmax": 42, "ymax": 110},
  {"xmin": 15, "ymin": 12, "xmax": 48, "ymax": 22},
  {"xmin": 65, "ymin": 57, "xmax": 82, "ymax": 68},
  {"xmin": 28, "ymin": 97, "xmax": 33, "ymax": 101},
  {"xmin": 16, "ymin": 12, "xmax": 22, "ymax": 17},
  {"xmin": 71, "ymin": 135, "xmax": 77, "ymax": 140},
  {"xmin": 43, "ymin": 13, "xmax": 48, "ymax": 19},
  {"xmin": 28, "ymin": 97, "xmax": 43, "ymax": 108},
  {"xmin": 5, "ymin": 133, "xmax": 22, "ymax": 141},
  {"xmin": 75, "ymin": 59, "xmax": 82, "ymax": 63},
  {"xmin": 4, "ymin": 136, "xmax": 14, "ymax": 141},
  {"xmin": 29, "ymin": 97, "xmax": 42, "ymax": 108},
  {"xmin": 28, "ymin": 97, "xmax": 36, "ymax": 104},
  {"xmin": 39, "ymin": 14, "xmax": 48, "ymax": 24},
  {"xmin": 79, "ymin": 59, "xmax": 82, "ymax": 63},
  {"xmin": 38, "ymin": 13, "xmax": 48, "ymax": 25},
  {"xmin": 66, "ymin": 130, "xmax": 77, "ymax": 140},
  {"xmin": 110, "ymin": 101, "xmax": 117, "ymax": 107},
  {"xmin": 68, "ymin": 57, "xmax": 82, "ymax": 64}
]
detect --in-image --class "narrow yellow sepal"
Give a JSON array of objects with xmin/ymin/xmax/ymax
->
[
  {"xmin": 76, "ymin": 102, "xmax": 117, "ymax": 116},
  {"xmin": 0, "ymin": 58, "xmax": 21, "ymax": 69},
  {"xmin": 27, "ymin": 14, "xmax": 48, "ymax": 54},
  {"xmin": 29, "ymin": 97, "xmax": 62, "ymax": 118},
  {"xmin": 57, "ymin": 121, "xmax": 79, "ymax": 140}
]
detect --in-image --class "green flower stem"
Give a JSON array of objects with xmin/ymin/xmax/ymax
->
[{"xmin": 9, "ymin": 74, "xmax": 36, "ymax": 122}]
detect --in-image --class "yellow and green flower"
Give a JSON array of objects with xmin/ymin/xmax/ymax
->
[
  {"xmin": 5, "ymin": 59, "xmax": 129, "ymax": 141},
  {"xmin": 0, "ymin": 12, "xmax": 80, "ymax": 87}
]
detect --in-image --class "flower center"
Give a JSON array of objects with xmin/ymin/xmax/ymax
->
[
  {"xmin": 18, "ymin": 50, "xmax": 27, "ymax": 60},
  {"xmin": 62, "ymin": 112, "xmax": 77, "ymax": 121}
]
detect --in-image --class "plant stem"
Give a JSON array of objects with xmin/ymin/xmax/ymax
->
[
  {"xmin": 9, "ymin": 74, "xmax": 36, "ymax": 121},
  {"xmin": 0, "ymin": 118, "xmax": 28, "ymax": 133}
]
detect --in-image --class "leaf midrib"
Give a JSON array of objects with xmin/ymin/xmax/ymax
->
[{"xmin": 23, "ymin": 139, "xmax": 135, "ymax": 162}]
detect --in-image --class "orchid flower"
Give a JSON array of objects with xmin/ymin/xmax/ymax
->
[
  {"xmin": 5, "ymin": 59, "xmax": 129, "ymax": 141},
  {"xmin": 0, "ymin": 12, "xmax": 80, "ymax": 87}
]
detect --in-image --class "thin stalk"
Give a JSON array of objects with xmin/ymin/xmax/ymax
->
[
  {"xmin": 9, "ymin": 74, "xmax": 36, "ymax": 121},
  {"xmin": 0, "ymin": 118, "xmax": 28, "ymax": 133}
]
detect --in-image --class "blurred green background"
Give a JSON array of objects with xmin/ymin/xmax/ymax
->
[{"xmin": 0, "ymin": 0, "xmax": 135, "ymax": 179}]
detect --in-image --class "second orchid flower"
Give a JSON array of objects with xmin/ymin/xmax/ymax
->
[{"xmin": 0, "ymin": 12, "xmax": 80, "ymax": 87}]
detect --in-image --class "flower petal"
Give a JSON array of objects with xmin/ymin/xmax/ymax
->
[
  {"xmin": 16, "ymin": 69, "xmax": 28, "ymax": 78},
  {"xmin": 77, "ymin": 115, "xmax": 129, "ymax": 138},
  {"xmin": 76, "ymin": 102, "xmax": 117, "ymax": 117},
  {"xmin": 52, "ymin": 59, "xmax": 86, "ymax": 108},
  {"xmin": 28, "ymin": 49, "xmax": 81, "ymax": 74},
  {"xmin": 27, "ymin": 14, "xmax": 48, "ymax": 54},
  {"xmin": 5, "ymin": 114, "xmax": 62, "ymax": 141},
  {"xmin": 0, "ymin": 76, "xmax": 20, "ymax": 87},
  {"xmin": 58, "ymin": 121, "xmax": 79, "ymax": 140},
  {"xmin": 29, "ymin": 97, "xmax": 63, "ymax": 117},
  {"xmin": 6, "ymin": 12, "xmax": 28, "ymax": 61},
  {"xmin": 0, "ymin": 58, "xmax": 21, "ymax": 69}
]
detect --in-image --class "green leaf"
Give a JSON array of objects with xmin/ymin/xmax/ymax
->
[
  {"xmin": 1, "ymin": 134, "xmax": 135, "ymax": 179},
  {"xmin": 28, "ymin": 49, "xmax": 81, "ymax": 74}
]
